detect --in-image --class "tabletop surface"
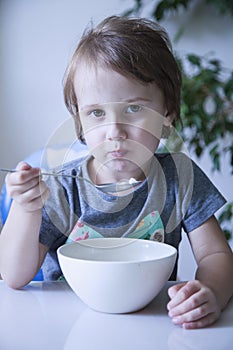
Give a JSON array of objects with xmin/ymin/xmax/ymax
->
[{"xmin": 0, "ymin": 280, "xmax": 232, "ymax": 350}]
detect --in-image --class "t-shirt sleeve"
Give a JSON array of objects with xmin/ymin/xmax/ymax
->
[{"xmin": 182, "ymin": 159, "xmax": 227, "ymax": 233}]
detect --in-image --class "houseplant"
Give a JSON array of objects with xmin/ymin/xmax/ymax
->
[{"xmin": 123, "ymin": 0, "xmax": 233, "ymax": 239}]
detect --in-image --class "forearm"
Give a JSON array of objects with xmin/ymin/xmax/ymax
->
[
  {"xmin": 195, "ymin": 251, "xmax": 233, "ymax": 310},
  {"xmin": 0, "ymin": 201, "xmax": 42, "ymax": 288}
]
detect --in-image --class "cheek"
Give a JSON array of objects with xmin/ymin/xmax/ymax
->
[
  {"xmin": 129, "ymin": 128, "xmax": 160, "ymax": 153},
  {"xmin": 145, "ymin": 133, "xmax": 160, "ymax": 152},
  {"xmin": 83, "ymin": 127, "xmax": 106, "ymax": 154}
]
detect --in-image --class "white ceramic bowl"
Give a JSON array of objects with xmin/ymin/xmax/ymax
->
[{"xmin": 57, "ymin": 238, "xmax": 177, "ymax": 314}]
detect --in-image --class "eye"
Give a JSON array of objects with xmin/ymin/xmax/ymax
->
[
  {"xmin": 89, "ymin": 109, "xmax": 105, "ymax": 119},
  {"xmin": 125, "ymin": 104, "xmax": 142, "ymax": 114}
]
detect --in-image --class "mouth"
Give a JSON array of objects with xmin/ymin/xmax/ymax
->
[{"xmin": 110, "ymin": 150, "xmax": 128, "ymax": 158}]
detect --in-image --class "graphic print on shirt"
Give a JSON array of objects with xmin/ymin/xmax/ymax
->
[{"xmin": 66, "ymin": 211, "xmax": 164, "ymax": 243}]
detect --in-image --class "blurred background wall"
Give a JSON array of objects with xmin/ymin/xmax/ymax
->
[{"xmin": 0, "ymin": 0, "xmax": 232, "ymax": 278}]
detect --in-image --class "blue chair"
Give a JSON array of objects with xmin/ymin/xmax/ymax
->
[{"xmin": 0, "ymin": 143, "xmax": 88, "ymax": 281}]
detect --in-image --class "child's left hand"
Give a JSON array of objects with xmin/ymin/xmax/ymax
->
[{"xmin": 167, "ymin": 280, "xmax": 221, "ymax": 329}]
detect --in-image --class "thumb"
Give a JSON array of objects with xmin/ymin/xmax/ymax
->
[{"xmin": 16, "ymin": 161, "xmax": 32, "ymax": 171}]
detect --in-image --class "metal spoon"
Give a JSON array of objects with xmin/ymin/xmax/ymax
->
[{"xmin": 0, "ymin": 168, "xmax": 142, "ymax": 193}]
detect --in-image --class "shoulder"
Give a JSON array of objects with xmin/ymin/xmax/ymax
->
[
  {"xmin": 155, "ymin": 152, "xmax": 192, "ymax": 164},
  {"xmin": 153, "ymin": 152, "xmax": 219, "ymax": 193},
  {"xmin": 154, "ymin": 152, "xmax": 194, "ymax": 175}
]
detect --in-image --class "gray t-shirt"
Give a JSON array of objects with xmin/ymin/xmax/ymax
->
[{"xmin": 39, "ymin": 152, "xmax": 226, "ymax": 280}]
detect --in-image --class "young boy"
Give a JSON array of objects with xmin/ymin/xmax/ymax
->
[{"xmin": 0, "ymin": 16, "xmax": 232, "ymax": 329}]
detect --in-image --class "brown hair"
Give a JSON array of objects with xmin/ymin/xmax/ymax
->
[{"xmin": 63, "ymin": 15, "xmax": 182, "ymax": 142}]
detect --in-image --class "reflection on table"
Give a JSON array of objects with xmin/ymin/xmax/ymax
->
[{"xmin": 0, "ymin": 281, "xmax": 232, "ymax": 350}]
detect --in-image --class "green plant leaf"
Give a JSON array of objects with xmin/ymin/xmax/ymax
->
[{"xmin": 122, "ymin": 0, "xmax": 233, "ymax": 239}]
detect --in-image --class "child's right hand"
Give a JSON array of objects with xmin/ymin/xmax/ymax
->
[{"xmin": 5, "ymin": 161, "xmax": 50, "ymax": 212}]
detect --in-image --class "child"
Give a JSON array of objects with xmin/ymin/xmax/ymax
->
[{"xmin": 0, "ymin": 16, "xmax": 233, "ymax": 329}]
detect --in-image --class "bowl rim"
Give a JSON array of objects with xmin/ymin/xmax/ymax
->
[{"xmin": 57, "ymin": 238, "xmax": 177, "ymax": 265}]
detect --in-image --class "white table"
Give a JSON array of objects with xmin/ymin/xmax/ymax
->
[{"xmin": 0, "ymin": 280, "xmax": 232, "ymax": 350}]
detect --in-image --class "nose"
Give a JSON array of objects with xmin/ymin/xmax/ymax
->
[{"xmin": 106, "ymin": 121, "xmax": 127, "ymax": 141}]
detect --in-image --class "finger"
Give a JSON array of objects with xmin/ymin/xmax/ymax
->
[
  {"xmin": 167, "ymin": 281, "xmax": 201, "ymax": 310},
  {"xmin": 181, "ymin": 311, "xmax": 219, "ymax": 330},
  {"xmin": 168, "ymin": 282, "xmax": 186, "ymax": 299},
  {"xmin": 28, "ymin": 190, "xmax": 50, "ymax": 211},
  {"xmin": 168, "ymin": 285, "xmax": 214, "ymax": 322},
  {"xmin": 14, "ymin": 175, "xmax": 40, "ymax": 192},
  {"xmin": 6, "ymin": 167, "xmax": 40, "ymax": 187},
  {"xmin": 17, "ymin": 182, "xmax": 50, "ymax": 211},
  {"xmin": 16, "ymin": 181, "xmax": 48, "ymax": 205},
  {"xmin": 170, "ymin": 297, "xmax": 211, "ymax": 324},
  {"xmin": 16, "ymin": 161, "xmax": 32, "ymax": 171},
  {"xmin": 31, "ymin": 185, "xmax": 50, "ymax": 210},
  {"xmin": 7, "ymin": 175, "xmax": 41, "ymax": 199}
]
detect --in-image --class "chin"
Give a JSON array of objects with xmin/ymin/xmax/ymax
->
[{"xmin": 105, "ymin": 158, "xmax": 141, "ymax": 175}]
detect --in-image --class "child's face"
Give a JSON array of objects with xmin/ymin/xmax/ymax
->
[{"xmin": 74, "ymin": 64, "xmax": 168, "ymax": 180}]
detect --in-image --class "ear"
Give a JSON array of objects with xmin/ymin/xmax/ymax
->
[
  {"xmin": 163, "ymin": 111, "xmax": 176, "ymax": 127},
  {"xmin": 161, "ymin": 112, "xmax": 175, "ymax": 139}
]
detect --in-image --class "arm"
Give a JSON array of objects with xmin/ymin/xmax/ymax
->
[
  {"xmin": 167, "ymin": 215, "xmax": 233, "ymax": 329},
  {"xmin": 0, "ymin": 162, "xmax": 50, "ymax": 289}
]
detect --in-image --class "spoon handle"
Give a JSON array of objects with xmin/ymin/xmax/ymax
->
[
  {"xmin": 0, "ymin": 168, "xmax": 142, "ymax": 192},
  {"xmin": 0, "ymin": 168, "xmax": 77, "ymax": 178},
  {"xmin": 0, "ymin": 168, "xmax": 18, "ymax": 173},
  {"xmin": 0, "ymin": 168, "xmax": 74, "ymax": 178}
]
